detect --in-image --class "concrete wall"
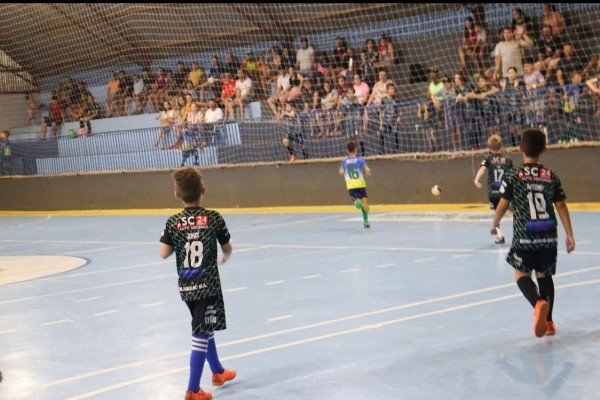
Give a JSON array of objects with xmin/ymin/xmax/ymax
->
[
  {"xmin": 0, "ymin": 147, "xmax": 598, "ymax": 211},
  {"xmin": 0, "ymin": 94, "xmax": 29, "ymax": 130}
]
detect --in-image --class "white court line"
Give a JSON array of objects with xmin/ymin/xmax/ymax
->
[
  {"xmin": 64, "ymin": 277, "xmax": 600, "ymax": 400},
  {"xmin": 376, "ymin": 263, "xmax": 396, "ymax": 268},
  {"xmin": 67, "ymin": 243, "xmax": 143, "ymax": 255},
  {"xmin": 340, "ymin": 268, "xmax": 359, "ymax": 273},
  {"xmin": 73, "ymin": 297, "xmax": 103, "ymax": 303},
  {"xmin": 452, "ymin": 254, "xmax": 472, "ymax": 258},
  {"xmin": 42, "ymin": 319, "xmax": 74, "ymax": 326},
  {"xmin": 63, "ymin": 260, "xmax": 170, "ymax": 278},
  {"xmin": 302, "ymin": 274, "xmax": 321, "ymax": 279},
  {"xmin": 234, "ymin": 214, "xmax": 341, "ymax": 233},
  {"xmin": 93, "ymin": 310, "xmax": 119, "ymax": 316},
  {"xmin": 414, "ymin": 258, "xmax": 434, "ymax": 263},
  {"xmin": 225, "ymin": 287, "xmax": 248, "ymax": 292},
  {"xmin": 0, "ymin": 329, "xmax": 19, "ymax": 335},
  {"xmin": 267, "ymin": 315, "xmax": 294, "ymax": 322},
  {"xmin": 265, "ymin": 280, "xmax": 285, "ymax": 286},
  {"xmin": 140, "ymin": 302, "xmax": 164, "ymax": 308},
  {"xmin": 41, "ymin": 265, "xmax": 600, "ymax": 390}
]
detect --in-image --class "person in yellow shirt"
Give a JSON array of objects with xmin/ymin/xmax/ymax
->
[{"xmin": 188, "ymin": 61, "xmax": 206, "ymax": 90}]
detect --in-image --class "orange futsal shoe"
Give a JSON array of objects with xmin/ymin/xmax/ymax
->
[
  {"xmin": 545, "ymin": 321, "xmax": 556, "ymax": 336},
  {"xmin": 212, "ymin": 369, "xmax": 237, "ymax": 387},
  {"xmin": 289, "ymin": 154, "xmax": 296, "ymax": 163},
  {"xmin": 533, "ymin": 300, "xmax": 550, "ymax": 338},
  {"xmin": 184, "ymin": 388, "xmax": 213, "ymax": 400}
]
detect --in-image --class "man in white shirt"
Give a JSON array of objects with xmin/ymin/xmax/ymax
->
[
  {"xmin": 296, "ymin": 37, "xmax": 315, "ymax": 78},
  {"xmin": 234, "ymin": 69, "xmax": 253, "ymax": 120},
  {"xmin": 494, "ymin": 25, "xmax": 533, "ymax": 79},
  {"xmin": 204, "ymin": 99, "xmax": 225, "ymax": 146},
  {"xmin": 267, "ymin": 66, "xmax": 291, "ymax": 116}
]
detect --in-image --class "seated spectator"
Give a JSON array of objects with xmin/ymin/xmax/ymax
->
[
  {"xmin": 555, "ymin": 42, "xmax": 584, "ymax": 96},
  {"xmin": 141, "ymin": 68, "xmax": 156, "ymax": 111},
  {"xmin": 41, "ymin": 96, "xmax": 65, "ymax": 139},
  {"xmin": 373, "ymin": 34, "xmax": 398, "ymax": 72},
  {"xmin": 511, "ymin": 7, "xmax": 534, "ymax": 35},
  {"xmin": 132, "ymin": 74, "xmax": 146, "ymax": 115},
  {"xmin": 220, "ymin": 72, "xmax": 236, "ymax": 120},
  {"xmin": 279, "ymin": 66, "xmax": 304, "ymax": 108},
  {"xmin": 542, "ymin": 3, "xmax": 566, "ymax": 39},
  {"xmin": 494, "ymin": 26, "xmax": 533, "ymax": 80},
  {"xmin": 200, "ymin": 56, "xmax": 225, "ymax": 102},
  {"xmin": 116, "ymin": 70, "xmax": 133, "ymax": 116},
  {"xmin": 358, "ymin": 51, "xmax": 376, "ymax": 89},
  {"xmin": 352, "ymin": 74, "xmax": 370, "ymax": 106},
  {"xmin": 537, "ymin": 24, "xmax": 563, "ymax": 76},
  {"xmin": 332, "ymin": 37, "xmax": 347, "ymax": 77},
  {"xmin": 341, "ymin": 47, "xmax": 358, "ymax": 78},
  {"xmin": 230, "ymin": 69, "xmax": 253, "ymax": 120},
  {"xmin": 173, "ymin": 61, "xmax": 189, "ymax": 90},
  {"xmin": 148, "ymin": 67, "xmax": 167, "ymax": 114},
  {"xmin": 281, "ymin": 46, "xmax": 296, "ymax": 70},
  {"xmin": 363, "ymin": 70, "xmax": 394, "ymax": 136},
  {"xmin": 224, "ymin": 53, "xmax": 240, "ymax": 75},
  {"xmin": 318, "ymin": 80, "xmax": 340, "ymax": 137},
  {"xmin": 63, "ymin": 77, "xmax": 81, "ymax": 121},
  {"xmin": 79, "ymin": 93, "xmax": 102, "ymax": 135},
  {"xmin": 204, "ymin": 99, "xmax": 225, "ymax": 146},
  {"xmin": 188, "ymin": 61, "xmax": 205, "ymax": 91},
  {"xmin": 155, "ymin": 101, "xmax": 176, "ymax": 149},
  {"xmin": 183, "ymin": 80, "xmax": 199, "ymax": 101},
  {"xmin": 242, "ymin": 51, "xmax": 262, "ymax": 96},
  {"xmin": 296, "ymin": 37, "xmax": 315, "ymax": 78},
  {"xmin": 267, "ymin": 66, "xmax": 290, "ymax": 116},
  {"xmin": 315, "ymin": 51, "xmax": 331, "ymax": 81},
  {"xmin": 26, "ymin": 93, "xmax": 38, "ymax": 125}
]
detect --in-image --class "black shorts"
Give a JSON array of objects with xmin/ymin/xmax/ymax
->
[
  {"xmin": 507, "ymin": 247, "xmax": 557, "ymax": 275},
  {"xmin": 44, "ymin": 117, "xmax": 62, "ymax": 126},
  {"xmin": 488, "ymin": 194, "xmax": 500, "ymax": 210},
  {"xmin": 186, "ymin": 295, "xmax": 227, "ymax": 334},
  {"xmin": 348, "ymin": 188, "xmax": 367, "ymax": 201},
  {"xmin": 287, "ymin": 132, "xmax": 304, "ymax": 145}
]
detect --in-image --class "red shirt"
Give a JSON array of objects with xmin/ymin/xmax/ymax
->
[
  {"xmin": 49, "ymin": 102, "xmax": 64, "ymax": 120},
  {"xmin": 222, "ymin": 80, "xmax": 236, "ymax": 99}
]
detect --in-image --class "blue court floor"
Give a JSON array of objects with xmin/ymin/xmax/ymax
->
[{"xmin": 1, "ymin": 210, "xmax": 599, "ymax": 400}]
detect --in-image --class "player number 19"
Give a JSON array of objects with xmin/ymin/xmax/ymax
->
[
  {"xmin": 184, "ymin": 241, "xmax": 204, "ymax": 268},
  {"xmin": 527, "ymin": 192, "xmax": 549, "ymax": 220}
]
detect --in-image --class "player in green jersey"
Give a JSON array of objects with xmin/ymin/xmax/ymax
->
[
  {"xmin": 491, "ymin": 128, "xmax": 575, "ymax": 338},
  {"xmin": 474, "ymin": 134, "xmax": 513, "ymax": 244},
  {"xmin": 160, "ymin": 167, "xmax": 236, "ymax": 400}
]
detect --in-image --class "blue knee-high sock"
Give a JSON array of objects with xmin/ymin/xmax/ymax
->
[
  {"xmin": 188, "ymin": 333, "xmax": 209, "ymax": 392},
  {"xmin": 206, "ymin": 332, "xmax": 224, "ymax": 374}
]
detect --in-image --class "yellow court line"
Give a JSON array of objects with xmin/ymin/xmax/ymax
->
[{"xmin": 1, "ymin": 202, "xmax": 600, "ymax": 216}]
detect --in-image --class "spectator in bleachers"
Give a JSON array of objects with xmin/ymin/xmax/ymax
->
[
  {"xmin": 428, "ymin": 67, "xmax": 446, "ymax": 129},
  {"xmin": 105, "ymin": 71, "xmax": 120, "ymax": 118},
  {"xmin": 0, "ymin": 130, "xmax": 10, "ymax": 157},
  {"xmin": 358, "ymin": 51, "xmax": 376, "ymax": 89},
  {"xmin": 200, "ymin": 56, "xmax": 225, "ymax": 103},
  {"xmin": 352, "ymin": 74, "xmax": 370, "ymax": 106},
  {"xmin": 132, "ymin": 74, "xmax": 146, "ymax": 115},
  {"xmin": 335, "ymin": 75, "xmax": 349, "ymax": 100},
  {"xmin": 511, "ymin": 7, "xmax": 534, "ymax": 36},
  {"xmin": 362, "ymin": 39, "xmax": 379, "ymax": 65},
  {"xmin": 473, "ymin": 22, "xmax": 489, "ymax": 73},
  {"xmin": 537, "ymin": 24, "xmax": 563, "ymax": 77},
  {"xmin": 338, "ymin": 86, "xmax": 361, "ymax": 138},
  {"xmin": 297, "ymin": 79, "xmax": 316, "ymax": 138},
  {"xmin": 188, "ymin": 61, "xmax": 205, "ymax": 92},
  {"xmin": 416, "ymin": 102, "xmax": 440, "ymax": 153},
  {"xmin": 318, "ymin": 80, "xmax": 340, "ymax": 137},
  {"xmin": 493, "ymin": 25, "xmax": 533, "ymax": 80},
  {"xmin": 499, "ymin": 66, "xmax": 526, "ymax": 146},
  {"xmin": 555, "ymin": 42, "xmax": 585, "ymax": 97},
  {"xmin": 116, "ymin": 70, "xmax": 133, "ymax": 117},
  {"xmin": 141, "ymin": 68, "xmax": 155, "ymax": 111},
  {"xmin": 332, "ymin": 37, "xmax": 347, "ymax": 78},
  {"xmin": 221, "ymin": 72, "xmax": 236, "ymax": 120},
  {"xmin": 522, "ymin": 58, "xmax": 547, "ymax": 129},
  {"xmin": 183, "ymin": 80, "xmax": 199, "ymax": 102},
  {"xmin": 267, "ymin": 66, "xmax": 290, "ymax": 116},
  {"xmin": 373, "ymin": 34, "xmax": 398, "ymax": 72},
  {"xmin": 585, "ymin": 73, "xmax": 600, "ymax": 117},
  {"xmin": 281, "ymin": 46, "xmax": 295, "ymax": 70},
  {"xmin": 63, "ymin": 77, "xmax": 81, "ymax": 121},
  {"xmin": 363, "ymin": 70, "xmax": 394, "ymax": 137},
  {"xmin": 438, "ymin": 76, "xmax": 464, "ymax": 151},
  {"xmin": 172, "ymin": 95, "xmax": 188, "ymax": 143},
  {"xmin": 454, "ymin": 72, "xmax": 474, "ymax": 149},
  {"xmin": 296, "ymin": 37, "xmax": 315, "ymax": 78},
  {"xmin": 341, "ymin": 47, "xmax": 358, "ymax": 78},
  {"xmin": 41, "ymin": 96, "xmax": 65, "ymax": 139},
  {"xmin": 467, "ymin": 75, "xmax": 501, "ymax": 140},
  {"xmin": 26, "ymin": 93, "xmax": 38, "ymax": 125},
  {"xmin": 79, "ymin": 93, "xmax": 101, "ymax": 135},
  {"xmin": 164, "ymin": 70, "xmax": 178, "ymax": 99},
  {"xmin": 378, "ymin": 82, "xmax": 402, "ymax": 154},
  {"xmin": 278, "ymin": 66, "xmax": 304, "ymax": 109},
  {"xmin": 559, "ymin": 70, "xmax": 583, "ymax": 143},
  {"xmin": 204, "ymin": 99, "xmax": 224, "ymax": 146},
  {"xmin": 458, "ymin": 16, "xmax": 479, "ymax": 74},
  {"xmin": 183, "ymin": 101, "xmax": 206, "ymax": 148},
  {"xmin": 148, "ymin": 67, "xmax": 167, "ymax": 114},
  {"xmin": 542, "ymin": 3, "xmax": 566, "ymax": 39},
  {"xmin": 242, "ymin": 51, "xmax": 263, "ymax": 97},
  {"xmin": 224, "ymin": 53, "xmax": 240, "ymax": 75},
  {"xmin": 315, "ymin": 51, "xmax": 331, "ymax": 82},
  {"xmin": 231, "ymin": 69, "xmax": 253, "ymax": 120},
  {"xmin": 278, "ymin": 101, "xmax": 305, "ymax": 162},
  {"xmin": 174, "ymin": 61, "xmax": 189, "ymax": 90},
  {"xmin": 155, "ymin": 100, "xmax": 176, "ymax": 150}
]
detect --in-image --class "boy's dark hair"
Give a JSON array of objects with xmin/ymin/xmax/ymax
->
[
  {"xmin": 173, "ymin": 168, "xmax": 203, "ymax": 203},
  {"xmin": 524, "ymin": 57, "xmax": 535, "ymax": 65},
  {"xmin": 347, "ymin": 141, "xmax": 357, "ymax": 153},
  {"xmin": 386, "ymin": 82, "xmax": 396, "ymax": 89},
  {"xmin": 507, "ymin": 66, "xmax": 517, "ymax": 73},
  {"xmin": 520, "ymin": 128, "xmax": 546, "ymax": 157}
]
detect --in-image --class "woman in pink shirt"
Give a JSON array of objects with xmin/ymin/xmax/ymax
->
[{"xmin": 352, "ymin": 74, "xmax": 370, "ymax": 105}]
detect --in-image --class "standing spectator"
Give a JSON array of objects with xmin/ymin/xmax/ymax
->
[
  {"xmin": 427, "ymin": 67, "xmax": 446, "ymax": 130},
  {"xmin": 26, "ymin": 93, "xmax": 38, "ymax": 125},
  {"xmin": 416, "ymin": 102, "xmax": 440, "ymax": 153},
  {"xmin": 379, "ymin": 83, "xmax": 402, "ymax": 154},
  {"xmin": 499, "ymin": 66, "xmax": 526, "ymax": 146},
  {"xmin": 79, "ymin": 94, "xmax": 101, "ymax": 135},
  {"xmin": 467, "ymin": 75, "xmax": 501, "ymax": 140},
  {"xmin": 279, "ymin": 101, "xmax": 307, "ymax": 162},
  {"xmin": 559, "ymin": 71, "xmax": 583, "ymax": 144},
  {"xmin": 174, "ymin": 61, "xmax": 189, "ymax": 90},
  {"xmin": 41, "ymin": 96, "xmax": 65, "ymax": 139},
  {"xmin": 358, "ymin": 50, "xmax": 376, "ymax": 89},
  {"xmin": 523, "ymin": 58, "xmax": 547, "ymax": 129},
  {"xmin": 473, "ymin": 22, "xmax": 489, "ymax": 73},
  {"xmin": 455, "ymin": 72, "xmax": 475, "ymax": 149},
  {"xmin": 338, "ymin": 86, "xmax": 361, "ymax": 138},
  {"xmin": 116, "ymin": 70, "xmax": 134, "ymax": 116},
  {"xmin": 296, "ymin": 37, "xmax": 315, "ymax": 78},
  {"xmin": 494, "ymin": 26, "xmax": 533, "ymax": 80},
  {"xmin": 105, "ymin": 71, "xmax": 120, "ymax": 118},
  {"xmin": 0, "ymin": 130, "xmax": 11, "ymax": 157},
  {"xmin": 542, "ymin": 3, "xmax": 566, "ymax": 39},
  {"xmin": 555, "ymin": 42, "xmax": 584, "ymax": 99},
  {"xmin": 511, "ymin": 7, "xmax": 534, "ymax": 35},
  {"xmin": 458, "ymin": 16, "xmax": 479, "ymax": 74},
  {"xmin": 439, "ymin": 76, "xmax": 465, "ymax": 151},
  {"xmin": 317, "ymin": 81, "xmax": 339, "ymax": 137},
  {"xmin": 155, "ymin": 101, "xmax": 176, "ymax": 150},
  {"xmin": 537, "ymin": 24, "xmax": 563, "ymax": 77},
  {"xmin": 585, "ymin": 72, "xmax": 600, "ymax": 117},
  {"xmin": 204, "ymin": 99, "xmax": 224, "ymax": 146},
  {"xmin": 267, "ymin": 66, "xmax": 290, "ymax": 116}
]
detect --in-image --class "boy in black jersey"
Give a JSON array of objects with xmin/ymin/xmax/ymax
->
[
  {"xmin": 160, "ymin": 167, "xmax": 236, "ymax": 400},
  {"xmin": 491, "ymin": 128, "xmax": 575, "ymax": 338},
  {"xmin": 474, "ymin": 134, "xmax": 513, "ymax": 244}
]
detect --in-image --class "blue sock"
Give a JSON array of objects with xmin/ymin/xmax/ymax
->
[
  {"xmin": 206, "ymin": 332, "xmax": 224, "ymax": 374},
  {"xmin": 188, "ymin": 333, "xmax": 209, "ymax": 392}
]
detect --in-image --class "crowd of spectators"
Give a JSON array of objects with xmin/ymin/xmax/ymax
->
[{"xmin": 20, "ymin": 3, "xmax": 600, "ymax": 155}]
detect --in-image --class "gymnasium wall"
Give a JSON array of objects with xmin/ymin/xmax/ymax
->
[{"xmin": 0, "ymin": 147, "xmax": 597, "ymax": 211}]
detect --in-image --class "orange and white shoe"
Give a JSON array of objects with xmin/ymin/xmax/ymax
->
[
  {"xmin": 533, "ymin": 300, "xmax": 550, "ymax": 338},
  {"xmin": 212, "ymin": 369, "xmax": 237, "ymax": 387},
  {"xmin": 184, "ymin": 388, "xmax": 213, "ymax": 400},
  {"xmin": 545, "ymin": 321, "xmax": 556, "ymax": 336},
  {"xmin": 289, "ymin": 154, "xmax": 296, "ymax": 163}
]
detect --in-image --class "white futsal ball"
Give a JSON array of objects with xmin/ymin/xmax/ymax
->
[{"xmin": 431, "ymin": 185, "xmax": 442, "ymax": 196}]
